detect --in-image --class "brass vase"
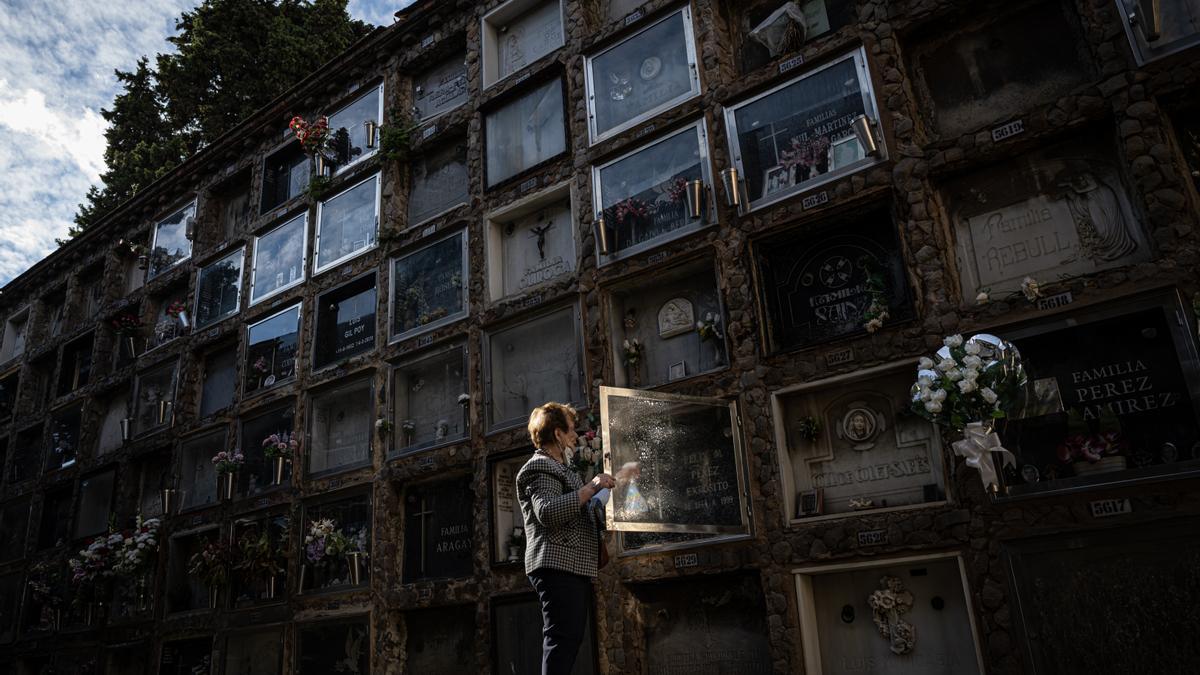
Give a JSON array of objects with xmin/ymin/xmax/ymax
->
[
  {"xmin": 208, "ymin": 585, "xmax": 220, "ymax": 610},
  {"xmin": 265, "ymin": 574, "xmax": 278, "ymax": 599},
  {"xmin": 298, "ymin": 564, "xmax": 308, "ymax": 593},
  {"xmin": 271, "ymin": 456, "xmax": 287, "ymax": 486},
  {"xmin": 160, "ymin": 487, "xmax": 178, "ymax": 516},
  {"xmin": 217, "ymin": 472, "xmax": 236, "ymax": 501},
  {"xmin": 346, "ymin": 552, "xmax": 364, "ymax": 586}
]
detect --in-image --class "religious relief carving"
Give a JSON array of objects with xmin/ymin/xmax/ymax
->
[
  {"xmin": 837, "ymin": 404, "xmax": 885, "ymax": 450},
  {"xmin": 657, "ymin": 297, "xmax": 694, "ymax": 338},
  {"xmin": 868, "ymin": 575, "xmax": 915, "ymax": 656},
  {"xmin": 748, "ymin": 2, "xmax": 808, "ymax": 57}
]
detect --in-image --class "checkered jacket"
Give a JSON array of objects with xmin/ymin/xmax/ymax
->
[{"xmin": 516, "ymin": 450, "xmax": 605, "ymax": 578}]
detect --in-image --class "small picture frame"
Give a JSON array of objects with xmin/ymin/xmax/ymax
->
[
  {"xmin": 762, "ymin": 164, "xmax": 792, "ymax": 197},
  {"xmin": 796, "ymin": 489, "xmax": 823, "ymax": 518},
  {"xmin": 667, "ymin": 361, "xmax": 688, "ymax": 381}
]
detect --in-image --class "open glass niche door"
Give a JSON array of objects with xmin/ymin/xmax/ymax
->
[{"xmin": 600, "ymin": 385, "xmax": 752, "ymax": 536}]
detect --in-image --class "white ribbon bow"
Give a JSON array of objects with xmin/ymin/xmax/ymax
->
[{"xmin": 952, "ymin": 421, "xmax": 1015, "ymax": 492}]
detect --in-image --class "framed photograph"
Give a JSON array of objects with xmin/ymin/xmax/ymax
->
[
  {"xmin": 796, "ymin": 489, "xmax": 823, "ymax": 518},
  {"xmin": 668, "ymin": 360, "xmax": 687, "ymax": 381},
  {"xmin": 762, "ymin": 165, "xmax": 792, "ymax": 198}
]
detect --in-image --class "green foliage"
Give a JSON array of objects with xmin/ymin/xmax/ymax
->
[
  {"xmin": 70, "ymin": 0, "xmax": 371, "ymax": 239},
  {"xmin": 379, "ymin": 109, "xmax": 420, "ymax": 163},
  {"xmin": 304, "ymin": 174, "xmax": 333, "ymax": 201}
]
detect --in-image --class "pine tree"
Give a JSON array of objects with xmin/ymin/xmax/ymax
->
[{"xmin": 70, "ymin": 0, "xmax": 370, "ymax": 238}]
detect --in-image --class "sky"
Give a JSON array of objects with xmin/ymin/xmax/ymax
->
[{"xmin": 0, "ymin": 0, "xmax": 411, "ymax": 287}]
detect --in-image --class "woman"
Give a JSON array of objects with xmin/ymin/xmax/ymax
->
[{"xmin": 516, "ymin": 402, "xmax": 615, "ymax": 675}]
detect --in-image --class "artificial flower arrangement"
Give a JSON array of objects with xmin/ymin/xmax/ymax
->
[
  {"xmin": 110, "ymin": 312, "xmax": 143, "ymax": 335},
  {"xmin": 622, "ymin": 338, "xmax": 643, "ymax": 369},
  {"xmin": 568, "ymin": 414, "xmax": 605, "ymax": 482},
  {"xmin": 235, "ymin": 529, "xmax": 285, "ymax": 578},
  {"xmin": 667, "ymin": 177, "xmax": 689, "ymax": 204},
  {"xmin": 68, "ymin": 516, "xmax": 161, "ymax": 584},
  {"xmin": 1057, "ymin": 431, "xmax": 1128, "ymax": 464},
  {"xmin": 795, "ymin": 416, "xmax": 822, "ymax": 444},
  {"xmin": 779, "ymin": 135, "xmax": 832, "ymax": 180},
  {"xmin": 289, "ymin": 115, "xmax": 330, "ymax": 155},
  {"xmin": 304, "ymin": 518, "xmax": 367, "ymax": 565},
  {"xmin": 975, "ymin": 276, "xmax": 1044, "ymax": 306},
  {"xmin": 114, "ymin": 238, "xmax": 148, "ymax": 258},
  {"xmin": 696, "ymin": 312, "xmax": 723, "ymax": 342},
  {"xmin": 261, "ymin": 432, "xmax": 299, "ymax": 460},
  {"xmin": 457, "ymin": 392, "xmax": 470, "ymax": 406},
  {"xmin": 911, "ymin": 333, "xmax": 1027, "ymax": 491},
  {"xmin": 187, "ymin": 537, "xmax": 234, "ymax": 588},
  {"xmin": 211, "ymin": 450, "xmax": 245, "ymax": 474},
  {"xmin": 613, "ymin": 197, "xmax": 649, "ymax": 227},
  {"xmin": 861, "ymin": 258, "xmax": 890, "ymax": 333}
]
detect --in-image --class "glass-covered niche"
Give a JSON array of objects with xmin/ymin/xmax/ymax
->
[
  {"xmin": 105, "ymin": 644, "xmax": 149, "ymax": 675},
  {"xmin": 481, "ymin": 0, "xmax": 565, "ymax": 87},
  {"xmin": 147, "ymin": 201, "xmax": 195, "ymax": 280},
  {"xmin": 390, "ymin": 229, "xmax": 467, "ymax": 340},
  {"xmin": 753, "ymin": 209, "xmax": 914, "ymax": 351},
  {"xmin": 297, "ymin": 619, "xmax": 370, "ymax": 674},
  {"xmin": 251, "ymin": 213, "xmax": 307, "ymax": 304},
  {"xmin": 0, "ymin": 373, "xmax": 17, "ymax": 421},
  {"xmin": 403, "ymin": 477, "xmax": 474, "ymax": 582},
  {"xmin": 409, "ymin": 140, "xmax": 469, "ymax": 226},
  {"xmin": 301, "ymin": 494, "xmax": 371, "ymax": 592},
  {"xmin": 230, "ymin": 515, "xmax": 289, "ymax": 608},
  {"xmin": 245, "ymin": 303, "xmax": 301, "ymax": 395},
  {"xmin": 601, "ymin": 386, "xmax": 751, "ymax": 536},
  {"xmin": 38, "ymin": 486, "xmax": 73, "ymax": 549},
  {"xmin": 10, "ymin": 427, "xmax": 42, "ymax": 484},
  {"xmin": 774, "ymin": 363, "xmax": 946, "ymax": 521},
  {"xmin": 1117, "ymin": 0, "xmax": 1200, "ymax": 63},
  {"xmin": 491, "ymin": 453, "xmax": 526, "ymax": 564},
  {"xmin": 97, "ymin": 392, "xmax": 129, "ymax": 456},
  {"xmin": 485, "ymin": 304, "xmax": 584, "ymax": 430},
  {"xmin": 414, "ymin": 55, "xmax": 468, "ymax": 121},
  {"xmin": 147, "ymin": 288, "xmax": 188, "ymax": 351},
  {"xmin": 485, "ymin": 184, "xmax": 576, "ymax": 302},
  {"xmin": 724, "ymin": 47, "xmax": 883, "ymax": 211},
  {"xmin": 46, "ymin": 403, "xmax": 82, "ymax": 471},
  {"xmin": 134, "ymin": 360, "xmax": 178, "ymax": 436},
  {"xmin": 494, "ymin": 594, "xmax": 597, "ymax": 674},
  {"xmin": 0, "ymin": 499, "xmax": 28, "ymax": 564},
  {"xmin": 794, "ymin": 554, "xmax": 984, "ymax": 675},
  {"xmin": 944, "ymin": 133, "xmax": 1150, "ymax": 299},
  {"xmin": 135, "ymin": 451, "xmax": 171, "ymax": 519},
  {"xmin": 313, "ymin": 274, "xmax": 377, "ymax": 370},
  {"xmin": 261, "ymin": 142, "xmax": 309, "ymax": 213},
  {"xmin": 486, "ymin": 79, "xmax": 566, "ymax": 187},
  {"xmin": 0, "ymin": 573, "xmax": 20, "ymax": 643},
  {"xmin": 195, "ymin": 248, "xmax": 244, "ymax": 328},
  {"xmin": 607, "ymin": 261, "xmax": 726, "ymax": 388},
  {"xmin": 737, "ymin": 1, "xmax": 854, "ymax": 73},
  {"xmin": 585, "ymin": 8, "xmax": 701, "ymax": 142},
  {"xmin": 315, "ymin": 173, "xmax": 379, "ymax": 273},
  {"xmin": 225, "ymin": 627, "xmax": 284, "ymax": 675},
  {"xmin": 74, "ymin": 469, "xmax": 116, "ymax": 539},
  {"xmin": 78, "ymin": 266, "xmax": 105, "ymax": 322},
  {"xmin": 592, "ymin": 121, "xmax": 713, "ymax": 262},
  {"xmin": 241, "ymin": 404, "xmax": 296, "ymax": 495},
  {"xmin": 405, "ymin": 605, "xmax": 478, "ymax": 674},
  {"xmin": 308, "ymin": 379, "xmax": 372, "ymax": 475},
  {"xmin": 179, "ymin": 431, "xmax": 222, "ymax": 511},
  {"xmin": 56, "ymin": 333, "xmax": 93, "ymax": 396},
  {"xmin": 325, "ymin": 84, "xmax": 383, "ymax": 174},
  {"xmin": 199, "ymin": 348, "xmax": 238, "ymax": 418},
  {"xmin": 997, "ymin": 291, "xmax": 1200, "ymax": 497},
  {"xmin": 391, "ymin": 342, "xmax": 468, "ymax": 456},
  {"xmin": 0, "ymin": 308, "xmax": 28, "ymax": 364},
  {"xmin": 212, "ymin": 170, "xmax": 252, "ymax": 241},
  {"xmin": 166, "ymin": 530, "xmax": 215, "ymax": 613}
]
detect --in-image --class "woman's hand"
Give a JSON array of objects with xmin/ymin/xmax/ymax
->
[{"xmin": 591, "ymin": 473, "xmax": 616, "ymax": 491}]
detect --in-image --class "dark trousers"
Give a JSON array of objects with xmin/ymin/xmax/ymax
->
[{"xmin": 528, "ymin": 568, "xmax": 591, "ymax": 675}]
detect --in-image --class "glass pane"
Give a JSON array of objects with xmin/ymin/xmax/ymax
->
[
  {"xmin": 159, "ymin": 637, "xmax": 211, "ymax": 674},
  {"xmin": 487, "ymin": 306, "xmax": 582, "ymax": 427},
  {"xmin": 0, "ymin": 573, "xmax": 20, "ymax": 643},
  {"xmin": 225, "ymin": 629, "xmax": 283, "ymax": 675},
  {"xmin": 314, "ymin": 275, "xmax": 377, "ymax": 369},
  {"xmin": 596, "ymin": 126, "xmax": 706, "ymax": 256},
  {"xmin": 406, "ymin": 605, "xmax": 477, "ymax": 674},
  {"xmin": 200, "ymin": 349, "xmax": 238, "ymax": 417},
  {"xmin": 246, "ymin": 305, "xmax": 301, "ymax": 394},
  {"xmin": 195, "ymin": 249, "xmax": 243, "ymax": 328},
  {"xmin": 589, "ymin": 10, "xmax": 694, "ymax": 138},
  {"xmin": 297, "ymin": 621, "xmax": 369, "ymax": 674},
  {"xmin": 148, "ymin": 202, "xmax": 195, "ymax": 279},
  {"xmin": 302, "ymin": 497, "xmax": 371, "ymax": 591},
  {"xmin": 97, "ymin": 393, "xmax": 128, "ymax": 455},
  {"xmin": 409, "ymin": 142, "xmax": 469, "ymax": 225},
  {"xmin": 180, "ymin": 433, "xmax": 222, "ymax": 510},
  {"xmin": 231, "ymin": 516, "xmax": 289, "ymax": 607},
  {"xmin": 391, "ymin": 231, "xmax": 466, "ymax": 338},
  {"xmin": 240, "ymin": 406, "xmax": 296, "ymax": 495},
  {"xmin": 47, "ymin": 405, "xmax": 82, "ymax": 470},
  {"xmin": 134, "ymin": 361, "xmax": 178, "ymax": 436},
  {"xmin": 732, "ymin": 55, "xmax": 871, "ymax": 207},
  {"xmin": 0, "ymin": 373, "xmax": 16, "ymax": 420},
  {"xmin": 403, "ymin": 478, "xmax": 473, "ymax": 582},
  {"xmin": 493, "ymin": 197, "xmax": 574, "ymax": 300},
  {"xmin": 327, "ymin": 86, "xmax": 381, "ymax": 172},
  {"xmin": 317, "ymin": 175, "xmax": 377, "ymax": 271},
  {"xmin": 252, "ymin": 214, "xmax": 306, "ymax": 303},
  {"xmin": 603, "ymin": 388, "xmax": 747, "ymax": 535},
  {"xmin": 486, "ymin": 80, "xmax": 566, "ymax": 186},
  {"xmin": 309, "ymin": 380, "xmax": 372, "ymax": 474},
  {"xmin": 415, "ymin": 57, "xmax": 468, "ymax": 120},
  {"xmin": 0, "ymin": 500, "xmax": 28, "ymax": 564},
  {"xmin": 495, "ymin": 1, "xmax": 563, "ymax": 80},
  {"xmin": 74, "ymin": 470, "xmax": 115, "ymax": 539},
  {"xmin": 261, "ymin": 143, "xmax": 309, "ymax": 213},
  {"xmin": 494, "ymin": 595, "xmax": 596, "ymax": 674},
  {"xmin": 392, "ymin": 344, "xmax": 468, "ymax": 455}
]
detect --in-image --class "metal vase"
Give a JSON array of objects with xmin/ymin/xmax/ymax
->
[
  {"xmin": 271, "ymin": 456, "xmax": 287, "ymax": 486},
  {"xmin": 217, "ymin": 472, "xmax": 236, "ymax": 501},
  {"xmin": 156, "ymin": 400, "xmax": 173, "ymax": 426},
  {"xmin": 346, "ymin": 552, "xmax": 364, "ymax": 586},
  {"xmin": 852, "ymin": 114, "xmax": 879, "ymax": 157},
  {"xmin": 120, "ymin": 417, "xmax": 133, "ymax": 442},
  {"xmin": 720, "ymin": 167, "xmax": 743, "ymax": 208},
  {"xmin": 124, "ymin": 336, "xmax": 138, "ymax": 358},
  {"xmin": 265, "ymin": 574, "xmax": 278, "ymax": 599},
  {"xmin": 160, "ymin": 488, "xmax": 178, "ymax": 516},
  {"xmin": 176, "ymin": 310, "xmax": 190, "ymax": 329},
  {"xmin": 299, "ymin": 563, "xmax": 308, "ymax": 593},
  {"xmin": 52, "ymin": 608, "xmax": 62, "ymax": 631},
  {"xmin": 208, "ymin": 585, "xmax": 220, "ymax": 610},
  {"xmin": 685, "ymin": 179, "xmax": 705, "ymax": 219},
  {"xmin": 83, "ymin": 602, "xmax": 95, "ymax": 626}
]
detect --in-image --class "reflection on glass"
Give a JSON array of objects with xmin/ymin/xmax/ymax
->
[
  {"xmin": 302, "ymin": 498, "xmax": 371, "ymax": 591},
  {"xmin": 134, "ymin": 361, "xmax": 178, "ymax": 436},
  {"xmin": 309, "ymin": 380, "xmax": 372, "ymax": 475},
  {"xmin": 148, "ymin": 202, "xmax": 195, "ymax": 279},
  {"xmin": 180, "ymin": 432, "xmax": 223, "ymax": 510},
  {"xmin": 327, "ymin": 85, "xmax": 381, "ymax": 173},
  {"xmin": 252, "ymin": 214, "xmax": 306, "ymax": 303},
  {"xmin": 391, "ymin": 231, "xmax": 466, "ymax": 338},
  {"xmin": 1116, "ymin": 0, "xmax": 1200, "ymax": 63},
  {"xmin": 225, "ymin": 629, "xmax": 284, "ymax": 675},
  {"xmin": 240, "ymin": 406, "xmax": 295, "ymax": 496},
  {"xmin": 195, "ymin": 249, "xmax": 243, "ymax": 328},
  {"xmin": 47, "ymin": 405, "xmax": 82, "ymax": 470},
  {"xmin": 493, "ymin": 0, "xmax": 563, "ymax": 81},
  {"xmin": 587, "ymin": 9, "xmax": 697, "ymax": 140},
  {"xmin": 317, "ymin": 175, "xmax": 378, "ymax": 272},
  {"xmin": 594, "ymin": 125, "xmax": 708, "ymax": 257},
  {"xmin": 246, "ymin": 305, "xmax": 301, "ymax": 394},
  {"xmin": 409, "ymin": 142, "xmax": 469, "ymax": 225},
  {"xmin": 392, "ymin": 344, "xmax": 468, "ymax": 455},
  {"xmin": 297, "ymin": 621, "xmax": 370, "ymax": 672},
  {"xmin": 486, "ymin": 80, "xmax": 566, "ymax": 186},
  {"xmin": 487, "ymin": 306, "xmax": 581, "ymax": 428},
  {"xmin": 729, "ymin": 51, "xmax": 875, "ymax": 208},
  {"xmin": 261, "ymin": 143, "xmax": 309, "ymax": 213},
  {"xmin": 74, "ymin": 470, "xmax": 116, "ymax": 539},
  {"xmin": 200, "ymin": 349, "xmax": 238, "ymax": 417},
  {"xmin": 415, "ymin": 57, "xmax": 468, "ymax": 120},
  {"xmin": 314, "ymin": 276, "xmax": 377, "ymax": 369}
]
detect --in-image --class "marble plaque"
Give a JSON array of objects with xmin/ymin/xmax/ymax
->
[
  {"xmin": 808, "ymin": 558, "xmax": 980, "ymax": 674},
  {"xmin": 391, "ymin": 231, "xmax": 466, "ymax": 338},
  {"xmin": 314, "ymin": 275, "xmax": 377, "ymax": 368},
  {"xmin": 492, "ymin": 455, "xmax": 525, "ymax": 562},
  {"xmin": 392, "ymin": 344, "xmax": 468, "ymax": 455},
  {"xmin": 179, "ymin": 432, "xmax": 223, "ymax": 510},
  {"xmin": 405, "ymin": 605, "xmax": 477, "ymax": 674},
  {"xmin": 309, "ymin": 380, "xmax": 372, "ymax": 474},
  {"xmin": 97, "ymin": 393, "xmax": 129, "ymax": 455},
  {"xmin": 496, "ymin": 198, "xmax": 574, "ymax": 298},
  {"xmin": 195, "ymin": 248, "xmax": 243, "ymax": 328},
  {"xmin": 245, "ymin": 304, "xmax": 301, "ymax": 394},
  {"xmin": 136, "ymin": 453, "xmax": 170, "ymax": 519},
  {"xmin": 159, "ymin": 637, "xmax": 212, "ymax": 675},
  {"xmin": 657, "ymin": 297, "xmax": 694, "ymax": 338},
  {"xmin": 494, "ymin": 595, "xmax": 596, "ymax": 674},
  {"xmin": 486, "ymin": 79, "xmax": 566, "ymax": 186},
  {"xmin": 225, "ymin": 628, "xmax": 283, "ymax": 675},
  {"xmin": 409, "ymin": 141, "xmax": 468, "ymax": 225},
  {"xmin": 947, "ymin": 135, "xmax": 1149, "ymax": 295},
  {"xmin": 316, "ymin": 174, "xmax": 378, "ymax": 271},
  {"xmin": 486, "ymin": 306, "xmax": 583, "ymax": 428},
  {"xmin": 297, "ymin": 620, "xmax": 370, "ymax": 674},
  {"xmin": 494, "ymin": 0, "xmax": 563, "ymax": 80},
  {"xmin": 415, "ymin": 57, "xmax": 468, "ymax": 120},
  {"xmin": 755, "ymin": 210, "xmax": 913, "ymax": 350},
  {"xmin": 404, "ymin": 478, "xmax": 474, "ymax": 582}
]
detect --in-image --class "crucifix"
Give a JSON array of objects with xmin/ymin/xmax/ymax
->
[
  {"xmin": 529, "ymin": 211, "xmax": 554, "ymax": 260},
  {"xmin": 411, "ymin": 496, "xmax": 435, "ymax": 576}
]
